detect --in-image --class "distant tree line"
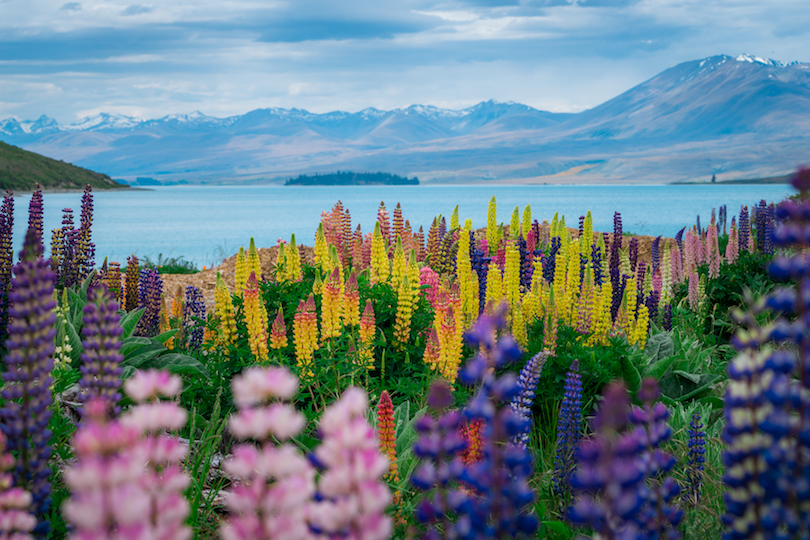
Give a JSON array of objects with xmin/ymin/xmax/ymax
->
[{"xmin": 285, "ymin": 171, "xmax": 419, "ymax": 186}]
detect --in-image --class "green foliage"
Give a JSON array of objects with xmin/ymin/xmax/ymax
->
[{"xmin": 143, "ymin": 254, "xmax": 200, "ymax": 274}]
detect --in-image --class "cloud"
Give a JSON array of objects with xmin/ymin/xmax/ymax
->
[
  {"xmin": 120, "ymin": 4, "xmax": 153, "ymax": 16},
  {"xmin": 60, "ymin": 2, "xmax": 81, "ymax": 11}
]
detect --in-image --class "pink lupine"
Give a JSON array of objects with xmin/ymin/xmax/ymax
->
[
  {"xmin": 706, "ymin": 223, "xmax": 721, "ymax": 278},
  {"xmin": 683, "ymin": 229, "xmax": 697, "ymax": 276},
  {"xmin": 688, "ymin": 272, "xmax": 700, "ymax": 312},
  {"xmin": 726, "ymin": 219, "xmax": 739, "ymax": 264},
  {"xmin": 420, "ymin": 266, "xmax": 440, "ymax": 309},
  {"xmin": 309, "ymin": 387, "xmax": 392, "ymax": 540},
  {"xmin": 221, "ymin": 367, "xmax": 315, "ymax": 540},
  {"xmin": 652, "ymin": 270, "xmax": 662, "ymax": 294},
  {"xmin": 670, "ymin": 244, "xmax": 683, "ymax": 285},
  {"xmin": 0, "ymin": 430, "xmax": 35, "ymax": 540}
]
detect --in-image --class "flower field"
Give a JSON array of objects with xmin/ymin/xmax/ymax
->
[{"xmin": 0, "ymin": 169, "xmax": 806, "ymax": 540}]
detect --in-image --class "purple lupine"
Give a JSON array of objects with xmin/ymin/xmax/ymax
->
[
  {"xmin": 696, "ymin": 213, "xmax": 701, "ymax": 234},
  {"xmin": 652, "ymin": 235, "xmax": 661, "ymax": 275},
  {"xmin": 662, "ymin": 303, "xmax": 673, "ymax": 331},
  {"xmin": 553, "ymin": 359, "xmax": 582, "ymax": 504},
  {"xmin": 674, "ymin": 227, "xmax": 685, "ymax": 254},
  {"xmin": 645, "ymin": 290, "xmax": 660, "ymax": 323},
  {"xmin": 0, "ymin": 192, "xmax": 13, "ymax": 347},
  {"xmin": 0, "ymin": 228, "xmax": 56, "ymax": 537},
  {"xmin": 636, "ymin": 261, "xmax": 647, "ymax": 309},
  {"xmin": 591, "ymin": 243, "xmax": 603, "ymax": 287},
  {"xmin": 720, "ymin": 204, "xmax": 727, "ymax": 235},
  {"xmin": 438, "ymin": 215, "xmax": 447, "ymax": 244},
  {"xmin": 517, "ymin": 234, "xmax": 532, "ymax": 289},
  {"xmin": 610, "ymin": 211, "xmax": 622, "ymax": 273},
  {"xmin": 509, "ymin": 350, "xmax": 550, "ymax": 448},
  {"xmin": 685, "ymin": 411, "xmax": 705, "ymax": 506},
  {"xmin": 183, "ymin": 285, "xmax": 205, "ymax": 350},
  {"xmin": 531, "ymin": 219, "xmax": 541, "ymax": 250},
  {"xmin": 579, "ymin": 253, "xmax": 587, "ymax": 290},
  {"xmin": 136, "ymin": 268, "xmax": 162, "ymax": 337},
  {"xmin": 764, "ymin": 202, "xmax": 775, "ymax": 255},
  {"xmin": 630, "ymin": 379, "xmax": 683, "ymax": 537},
  {"xmin": 739, "ymin": 205, "xmax": 750, "ymax": 252},
  {"xmin": 628, "ymin": 237, "xmax": 639, "ymax": 274},
  {"xmin": 0, "ymin": 428, "xmax": 35, "ymax": 540},
  {"xmin": 57, "ymin": 208, "xmax": 78, "ymax": 289},
  {"xmin": 544, "ymin": 236, "xmax": 561, "ymax": 283},
  {"xmin": 458, "ymin": 308, "xmax": 539, "ymax": 538},
  {"xmin": 27, "ymin": 185, "xmax": 43, "ymax": 243},
  {"xmin": 610, "ymin": 271, "xmax": 626, "ymax": 322},
  {"xmin": 569, "ymin": 382, "xmax": 646, "ymax": 538},
  {"xmin": 79, "ymin": 286, "xmax": 124, "ymax": 413},
  {"xmin": 470, "ymin": 231, "xmax": 490, "ymax": 315},
  {"xmin": 411, "ymin": 380, "xmax": 471, "ymax": 540},
  {"xmin": 75, "ymin": 185, "xmax": 95, "ymax": 280}
]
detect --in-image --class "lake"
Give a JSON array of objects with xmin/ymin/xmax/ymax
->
[{"xmin": 8, "ymin": 184, "xmax": 795, "ymax": 269}]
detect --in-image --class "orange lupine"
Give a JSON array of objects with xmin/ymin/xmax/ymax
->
[
  {"xmin": 376, "ymin": 390, "xmax": 398, "ymax": 483},
  {"xmin": 269, "ymin": 307, "xmax": 288, "ymax": 349}
]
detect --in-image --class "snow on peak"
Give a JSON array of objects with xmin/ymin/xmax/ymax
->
[
  {"xmin": 735, "ymin": 54, "xmax": 790, "ymax": 67},
  {"xmin": 65, "ymin": 113, "xmax": 142, "ymax": 131}
]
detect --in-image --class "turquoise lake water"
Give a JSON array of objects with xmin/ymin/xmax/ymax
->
[{"xmin": 8, "ymin": 184, "xmax": 794, "ymax": 268}]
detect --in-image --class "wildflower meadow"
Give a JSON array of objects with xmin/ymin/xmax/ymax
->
[{"xmin": 0, "ymin": 168, "xmax": 808, "ymax": 540}]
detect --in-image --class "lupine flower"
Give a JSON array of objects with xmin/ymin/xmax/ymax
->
[
  {"xmin": 509, "ymin": 350, "xmax": 550, "ymax": 448},
  {"xmin": 411, "ymin": 380, "xmax": 471, "ymax": 540},
  {"xmin": 487, "ymin": 196, "xmax": 499, "ymax": 255},
  {"xmin": 458, "ymin": 308, "xmax": 539, "ymax": 538},
  {"xmin": 320, "ymin": 266, "xmax": 343, "ymax": 342},
  {"xmin": 183, "ymin": 285, "xmax": 206, "ymax": 350},
  {"xmin": 436, "ymin": 305, "xmax": 463, "ymax": 382},
  {"xmin": 419, "ymin": 266, "xmax": 440, "ymax": 309},
  {"xmin": 662, "ymin": 303, "xmax": 673, "ymax": 331},
  {"xmin": 356, "ymin": 299, "xmax": 376, "ymax": 369},
  {"xmin": 688, "ymin": 272, "xmax": 700, "ymax": 312},
  {"xmin": 234, "ymin": 246, "xmax": 248, "ymax": 294},
  {"xmin": 393, "ymin": 275, "xmax": 414, "ymax": 348},
  {"xmin": 544, "ymin": 236, "xmax": 561, "ymax": 283},
  {"xmin": 220, "ymin": 366, "xmax": 314, "ymax": 540},
  {"xmin": 243, "ymin": 272, "xmax": 269, "ymax": 363},
  {"xmin": 0, "ymin": 229, "xmax": 55, "ymax": 537},
  {"xmin": 313, "ymin": 223, "xmax": 328, "ymax": 272},
  {"xmin": 553, "ymin": 361, "xmax": 583, "ymax": 502},
  {"xmin": 631, "ymin": 379, "xmax": 683, "ymax": 537},
  {"xmin": 0, "ymin": 429, "xmax": 35, "ymax": 540},
  {"xmin": 293, "ymin": 295, "xmax": 319, "ymax": 376},
  {"xmin": 124, "ymin": 255, "xmax": 139, "ymax": 311},
  {"xmin": 104, "ymin": 261, "xmax": 122, "ymax": 302},
  {"xmin": 377, "ymin": 201, "xmax": 391, "ymax": 247},
  {"xmin": 310, "ymin": 387, "xmax": 392, "ymax": 540},
  {"xmin": 591, "ymin": 243, "xmax": 603, "ymax": 287},
  {"xmin": 269, "ymin": 307, "xmax": 288, "ymax": 350},
  {"xmin": 55, "ymin": 208, "xmax": 79, "ymax": 288},
  {"xmin": 0, "ymin": 191, "xmax": 13, "ymax": 348},
  {"xmin": 214, "ymin": 272, "xmax": 237, "ymax": 347},
  {"xmin": 569, "ymin": 382, "xmax": 646, "ymax": 539},
  {"xmin": 79, "ymin": 286, "xmax": 124, "ymax": 412},
  {"xmin": 738, "ymin": 205, "xmax": 750, "ymax": 252},
  {"xmin": 75, "ymin": 185, "xmax": 95, "ymax": 281},
  {"xmin": 376, "ymin": 390, "xmax": 399, "ymax": 483},
  {"xmin": 459, "ymin": 418, "xmax": 484, "ymax": 465},
  {"xmin": 422, "ymin": 327, "xmax": 440, "ymax": 371},
  {"xmin": 27, "ymin": 184, "xmax": 43, "ymax": 243},
  {"xmin": 370, "ymin": 222, "xmax": 390, "ymax": 284},
  {"xmin": 685, "ymin": 411, "xmax": 705, "ymax": 506},
  {"xmin": 135, "ymin": 267, "xmax": 162, "ymax": 337},
  {"xmin": 628, "ymin": 237, "xmax": 639, "ymax": 273}
]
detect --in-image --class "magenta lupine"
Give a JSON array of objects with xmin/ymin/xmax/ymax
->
[
  {"xmin": 79, "ymin": 286, "xmax": 124, "ymax": 412},
  {"xmin": 682, "ymin": 228, "xmax": 696, "ymax": 277},
  {"xmin": 0, "ymin": 428, "xmax": 35, "ymax": 540},
  {"xmin": 420, "ymin": 266, "xmax": 440, "ymax": 309},
  {"xmin": 0, "ymin": 191, "xmax": 13, "ymax": 347},
  {"xmin": 310, "ymin": 387, "xmax": 392, "ymax": 540},
  {"xmin": 120, "ymin": 370, "xmax": 191, "ymax": 540},
  {"xmin": 0, "ymin": 229, "xmax": 56, "ymax": 537},
  {"xmin": 221, "ymin": 366, "xmax": 315, "ymax": 540}
]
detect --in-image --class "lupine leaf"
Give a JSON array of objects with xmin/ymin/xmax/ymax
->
[{"xmin": 120, "ymin": 308, "xmax": 145, "ymax": 339}]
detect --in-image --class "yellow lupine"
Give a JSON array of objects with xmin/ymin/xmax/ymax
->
[
  {"xmin": 370, "ymin": 222, "xmax": 390, "ymax": 284},
  {"xmin": 293, "ymin": 295, "xmax": 319, "ymax": 376},
  {"xmin": 343, "ymin": 271, "xmax": 360, "ymax": 327},
  {"xmin": 580, "ymin": 210, "xmax": 593, "ymax": 253},
  {"xmin": 215, "ymin": 271, "xmax": 237, "ymax": 347},
  {"xmin": 576, "ymin": 268, "xmax": 595, "ymax": 335},
  {"xmin": 451, "ymin": 205, "xmax": 460, "ymax": 230},
  {"xmin": 321, "ymin": 266, "xmax": 343, "ymax": 342},
  {"xmin": 243, "ymin": 271, "xmax": 269, "ymax": 363},
  {"xmin": 394, "ymin": 275, "xmax": 414, "ymax": 348},
  {"xmin": 437, "ymin": 305, "xmax": 462, "ymax": 382},
  {"xmin": 510, "ymin": 206, "xmax": 520, "ymax": 239},
  {"xmin": 270, "ymin": 307, "xmax": 288, "ymax": 349},
  {"xmin": 504, "ymin": 242, "xmax": 521, "ymax": 315},
  {"xmin": 512, "ymin": 305, "xmax": 528, "ymax": 348},
  {"xmin": 550, "ymin": 212, "xmax": 559, "ymax": 239},
  {"xmin": 285, "ymin": 234, "xmax": 302, "ymax": 282},
  {"xmin": 553, "ymin": 245, "xmax": 568, "ymax": 318},
  {"xmin": 276, "ymin": 241, "xmax": 286, "ymax": 278},
  {"xmin": 456, "ymin": 229, "xmax": 476, "ymax": 326},
  {"xmin": 314, "ymin": 223, "xmax": 328, "ymax": 271},
  {"xmin": 247, "ymin": 237, "xmax": 261, "ymax": 282},
  {"xmin": 235, "ymin": 247, "xmax": 248, "ymax": 295},
  {"xmin": 634, "ymin": 303, "xmax": 650, "ymax": 349},
  {"xmin": 522, "ymin": 205, "xmax": 532, "ymax": 240},
  {"xmin": 487, "ymin": 196, "xmax": 498, "ymax": 255},
  {"xmin": 358, "ymin": 299, "xmax": 375, "ymax": 369},
  {"xmin": 485, "ymin": 265, "xmax": 503, "ymax": 307},
  {"xmin": 464, "ymin": 218, "xmax": 472, "ymax": 231},
  {"xmin": 407, "ymin": 249, "xmax": 420, "ymax": 303},
  {"xmin": 624, "ymin": 276, "xmax": 638, "ymax": 341},
  {"xmin": 661, "ymin": 243, "xmax": 672, "ymax": 304},
  {"xmin": 522, "ymin": 288, "xmax": 540, "ymax": 323},
  {"xmin": 564, "ymin": 241, "xmax": 580, "ymax": 325}
]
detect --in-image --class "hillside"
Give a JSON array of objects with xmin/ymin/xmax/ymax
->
[
  {"xmin": 1, "ymin": 54, "xmax": 808, "ymax": 184},
  {"xmin": 285, "ymin": 171, "xmax": 418, "ymax": 185},
  {"xmin": 0, "ymin": 141, "xmax": 127, "ymax": 191}
]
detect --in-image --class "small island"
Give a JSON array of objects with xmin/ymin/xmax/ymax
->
[{"xmin": 285, "ymin": 171, "xmax": 419, "ymax": 186}]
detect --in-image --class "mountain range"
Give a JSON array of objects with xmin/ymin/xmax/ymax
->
[{"xmin": 1, "ymin": 53, "xmax": 808, "ymax": 184}]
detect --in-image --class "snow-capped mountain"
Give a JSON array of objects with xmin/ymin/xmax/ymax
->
[{"xmin": 1, "ymin": 54, "xmax": 808, "ymax": 184}]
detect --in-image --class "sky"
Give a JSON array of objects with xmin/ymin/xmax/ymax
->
[{"xmin": 1, "ymin": 0, "xmax": 808, "ymax": 124}]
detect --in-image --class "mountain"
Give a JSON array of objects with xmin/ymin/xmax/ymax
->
[
  {"xmin": 0, "ymin": 140, "xmax": 128, "ymax": 191},
  {"xmin": 0, "ymin": 54, "xmax": 808, "ymax": 184}
]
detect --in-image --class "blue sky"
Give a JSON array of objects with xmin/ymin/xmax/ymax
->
[{"xmin": 1, "ymin": 0, "xmax": 808, "ymax": 123}]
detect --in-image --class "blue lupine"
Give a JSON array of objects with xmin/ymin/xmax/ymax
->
[
  {"xmin": 628, "ymin": 236, "xmax": 639, "ymax": 274},
  {"xmin": 652, "ymin": 235, "xmax": 661, "ymax": 275},
  {"xmin": 27, "ymin": 184, "xmax": 43, "ymax": 243},
  {"xmin": 646, "ymin": 289, "xmax": 660, "ymax": 323},
  {"xmin": 544, "ymin": 236, "xmax": 561, "ymax": 283},
  {"xmin": 517, "ymin": 234, "xmax": 532, "ymax": 289},
  {"xmin": 0, "ymin": 228, "xmax": 56, "ymax": 537},
  {"xmin": 591, "ymin": 243, "xmax": 603, "ymax": 287},
  {"xmin": 509, "ymin": 350, "xmax": 550, "ymax": 448},
  {"xmin": 136, "ymin": 267, "xmax": 163, "ymax": 337},
  {"xmin": 76, "ymin": 184, "xmax": 95, "ymax": 280},
  {"xmin": 183, "ymin": 285, "xmax": 206, "ymax": 350},
  {"xmin": 459, "ymin": 309, "xmax": 539, "ymax": 539},
  {"xmin": 0, "ymin": 192, "xmax": 13, "ymax": 347},
  {"xmin": 675, "ymin": 226, "xmax": 685, "ymax": 254},
  {"xmin": 662, "ymin": 303, "xmax": 673, "ymax": 332},
  {"xmin": 553, "ymin": 359, "xmax": 582, "ymax": 503},
  {"xmin": 739, "ymin": 205, "xmax": 750, "ymax": 252},
  {"xmin": 685, "ymin": 411, "xmax": 706, "ymax": 506},
  {"xmin": 470, "ymin": 231, "xmax": 490, "ymax": 315},
  {"xmin": 79, "ymin": 285, "xmax": 124, "ymax": 413}
]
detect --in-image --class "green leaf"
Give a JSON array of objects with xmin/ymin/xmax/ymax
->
[
  {"xmin": 644, "ymin": 332, "xmax": 674, "ymax": 362},
  {"xmin": 153, "ymin": 329, "xmax": 178, "ymax": 344},
  {"xmin": 697, "ymin": 396, "xmax": 725, "ymax": 411},
  {"xmin": 147, "ymin": 353, "xmax": 208, "ymax": 377},
  {"xmin": 120, "ymin": 308, "xmax": 145, "ymax": 339},
  {"xmin": 645, "ymin": 355, "xmax": 676, "ymax": 380},
  {"xmin": 673, "ymin": 369, "xmax": 702, "ymax": 384},
  {"xmin": 120, "ymin": 366, "xmax": 137, "ymax": 379},
  {"xmin": 80, "ymin": 270, "xmax": 97, "ymax": 300},
  {"xmin": 620, "ymin": 355, "xmax": 642, "ymax": 394},
  {"xmin": 121, "ymin": 336, "xmax": 153, "ymax": 357},
  {"xmin": 541, "ymin": 521, "xmax": 573, "ymax": 537},
  {"xmin": 63, "ymin": 318, "xmax": 83, "ymax": 365},
  {"xmin": 122, "ymin": 342, "xmax": 166, "ymax": 368}
]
